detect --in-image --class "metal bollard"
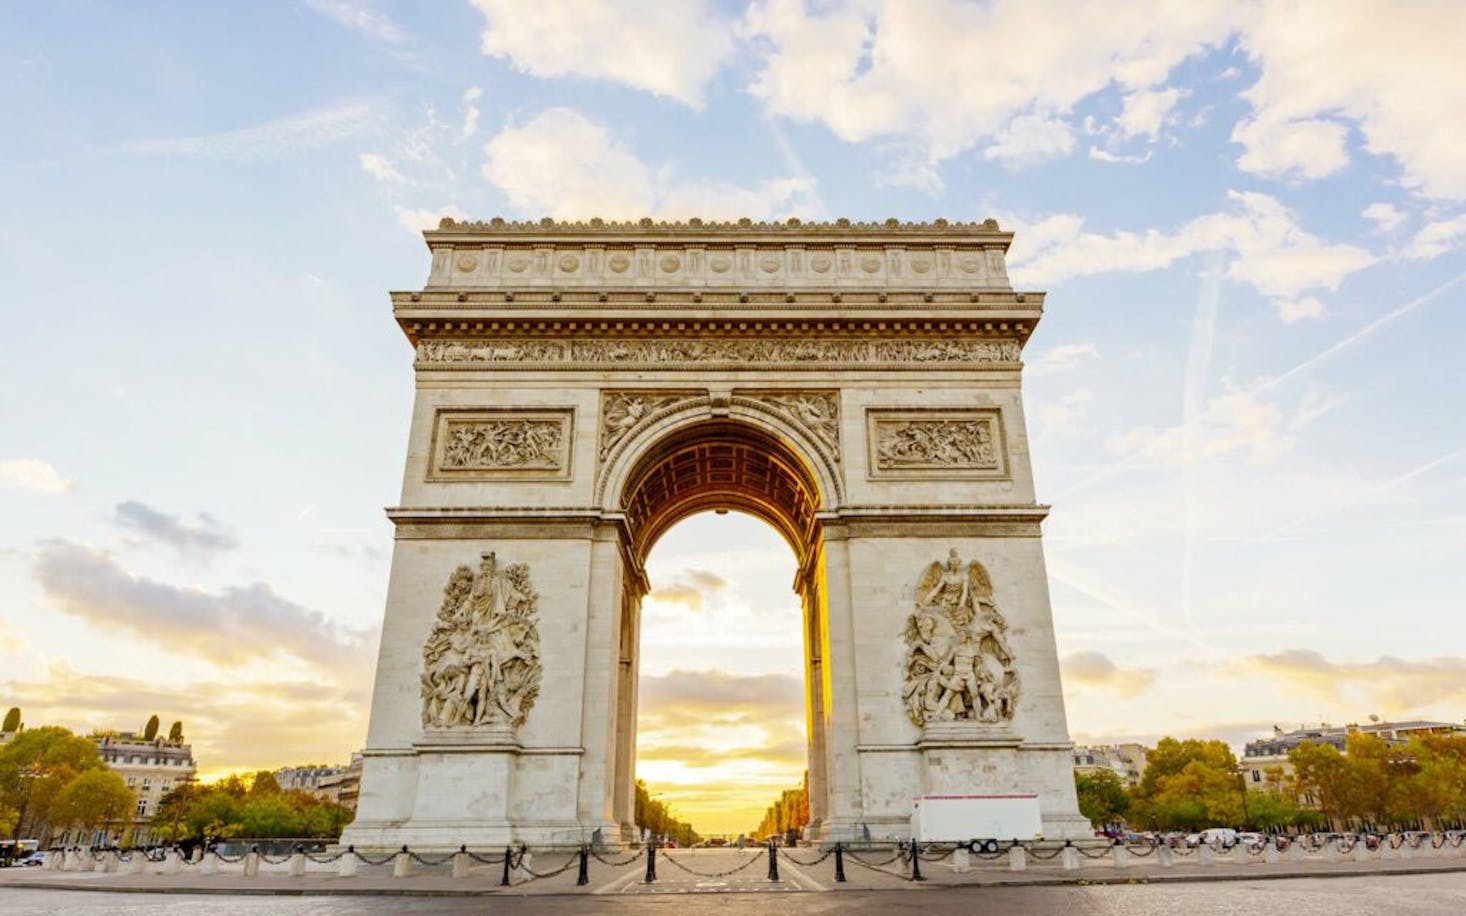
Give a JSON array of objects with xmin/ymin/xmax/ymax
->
[
  {"xmin": 452, "ymin": 846, "xmax": 469, "ymax": 879},
  {"xmin": 393, "ymin": 846, "xmax": 412, "ymax": 878},
  {"xmin": 501, "ymin": 846, "xmax": 514, "ymax": 886},
  {"xmin": 1009, "ymin": 843, "xmax": 1027, "ymax": 871},
  {"xmin": 834, "ymin": 843, "xmax": 847, "ymax": 882},
  {"xmin": 909, "ymin": 842, "xmax": 925, "ymax": 882},
  {"xmin": 643, "ymin": 842, "xmax": 657, "ymax": 884},
  {"xmin": 577, "ymin": 846, "xmax": 589, "ymax": 886},
  {"xmin": 338, "ymin": 847, "xmax": 358, "ymax": 878},
  {"xmin": 768, "ymin": 840, "xmax": 780, "ymax": 882}
]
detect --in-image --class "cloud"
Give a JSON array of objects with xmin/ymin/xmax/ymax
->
[
  {"xmin": 639, "ymin": 669, "xmax": 803, "ymax": 714},
  {"xmin": 1116, "ymin": 87, "xmax": 1188, "ymax": 141},
  {"xmin": 470, "ymin": 0, "xmax": 734, "ymax": 107},
  {"xmin": 1237, "ymin": 649, "xmax": 1466, "ymax": 713},
  {"xmin": 0, "ymin": 458, "xmax": 74, "ymax": 494},
  {"xmin": 118, "ymin": 99, "xmax": 378, "ymax": 158},
  {"xmin": 1088, "ymin": 146, "xmax": 1152, "ymax": 165},
  {"xmin": 32, "ymin": 540, "xmax": 372, "ymax": 673},
  {"xmin": 1404, "ymin": 214, "xmax": 1466, "ymax": 261},
  {"xmin": 1233, "ymin": 2, "xmax": 1466, "ymax": 200},
  {"xmin": 1275, "ymin": 297, "xmax": 1325, "ymax": 325},
  {"xmin": 1007, "ymin": 190, "xmax": 1375, "ymax": 320},
  {"xmin": 305, "ymin": 0, "xmax": 406, "ymax": 43},
  {"xmin": 394, "ymin": 204, "xmax": 467, "ymax": 234},
  {"xmin": 1106, "ymin": 385, "xmax": 1295, "ymax": 467},
  {"xmin": 1026, "ymin": 342, "xmax": 1099, "ymax": 376},
  {"xmin": 982, "ymin": 113, "xmax": 1075, "ymax": 166},
  {"xmin": 113, "ymin": 500, "xmax": 240, "ymax": 556},
  {"xmin": 1361, "ymin": 202, "xmax": 1405, "ymax": 233},
  {"xmin": 460, "ymin": 86, "xmax": 482, "ymax": 140},
  {"xmin": 359, "ymin": 152, "xmax": 408, "ymax": 185},
  {"xmin": 481, "ymin": 107, "xmax": 817, "ymax": 219},
  {"xmin": 1061, "ymin": 650, "xmax": 1156, "ymax": 697},
  {"xmin": 741, "ymin": 0, "xmax": 1235, "ymax": 180},
  {"xmin": 0, "ymin": 664, "xmax": 369, "ymax": 777}
]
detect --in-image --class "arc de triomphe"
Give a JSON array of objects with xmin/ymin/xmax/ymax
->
[{"xmin": 340, "ymin": 218, "xmax": 1090, "ymax": 849}]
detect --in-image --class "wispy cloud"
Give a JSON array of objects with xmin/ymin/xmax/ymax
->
[
  {"xmin": 1061, "ymin": 650, "xmax": 1156, "ymax": 697},
  {"xmin": 1235, "ymin": 650, "xmax": 1466, "ymax": 713},
  {"xmin": 0, "ymin": 458, "xmax": 74, "ymax": 494},
  {"xmin": 118, "ymin": 99, "xmax": 378, "ymax": 159},
  {"xmin": 113, "ymin": 500, "xmax": 240, "ymax": 557},
  {"xmin": 305, "ymin": 0, "xmax": 407, "ymax": 44}
]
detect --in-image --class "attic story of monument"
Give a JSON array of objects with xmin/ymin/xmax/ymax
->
[{"xmin": 339, "ymin": 217, "xmax": 1091, "ymax": 849}]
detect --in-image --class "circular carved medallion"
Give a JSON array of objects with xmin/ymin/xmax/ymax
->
[
  {"xmin": 960, "ymin": 256, "xmax": 982, "ymax": 273},
  {"xmin": 608, "ymin": 253, "xmax": 630, "ymax": 273},
  {"xmin": 860, "ymin": 256, "xmax": 882, "ymax": 273},
  {"xmin": 558, "ymin": 254, "xmax": 580, "ymax": 272},
  {"xmin": 507, "ymin": 257, "xmax": 529, "ymax": 273},
  {"xmin": 760, "ymin": 256, "xmax": 781, "ymax": 273},
  {"xmin": 455, "ymin": 254, "xmax": 478, "ymax": 272},
  {"xmin": 911, "ymin": 258, "xmax": 932, "ymax": 273},
  {"xmin": 659, "ymin": 255, "xmax": 681, "ymax": 273},
  {"xmin": 709, "ymin": 256, "xmax": 731, "ymax": 273},
  {"xmin": 810, "ymin": 254, "xmax": 832, "ymax": 273}
]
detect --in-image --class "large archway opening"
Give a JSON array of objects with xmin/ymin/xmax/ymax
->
[{"xmin": 609, "ymin": 419, "xmax": 830, "ymax": 841}]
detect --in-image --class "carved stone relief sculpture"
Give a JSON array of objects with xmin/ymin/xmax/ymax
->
[
  {"xmin": 903, "ymin": 550, "xmax": 1019, "ymax": 728},
  {"xmin": 418, "ymin": 337, "xmax": 1021, "ymax": 369},
  {"xmin": 429, "ymin": 410, "xmax": 572, "ymax": 480},
  {"xmin": 742, "ymin": 391, "xmax": 840, "ymax": 459},
  {"xmin": 599, "ymin": 392, "xmax": 693, "ymax": 460},
  {"xmin": 867, "ymin": 410, "xmax": 1006, "ymax": 477},
  {"xmin": 421, "ymin": 552, "xmax": 543, "ymax": 731}
]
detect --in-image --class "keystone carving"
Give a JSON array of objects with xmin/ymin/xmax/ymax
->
[
  {"xmin": 903, "ymin": 550, "xmax": 1019, "ymax": 728},
  {"xmin": 422, "ymin": 552, "xmax": 542, "ymax": 730}
]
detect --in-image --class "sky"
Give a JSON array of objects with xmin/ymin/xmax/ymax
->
[{"xmin": 1, "ymin": 1, "xmax": 1464, "ymax": 836}]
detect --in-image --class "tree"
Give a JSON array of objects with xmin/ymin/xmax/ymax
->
[
  {"xmin": 168, "ymin": 721, "xmax": 184, "ymax": 744},
  {"xmin": 2, "ymin": 707, "xmax": 20, "ymax": 733},
  {"xmin": 249, "ymin": 771, "xmax": 281, "ymax": 797},
  {"xmin": 1129, "ymin": 738, "xmax": 1244, "ymax": 830},
  {"xmin": 51, "ymin": 769, "xmax": 133, "ymax": 844},
  {"xmin": 1074, "ymin": 769, "xmax": 1130, "ymax": 828},
  {"xmin": 0, "ymin": 726, "xmax": 106, "ymax": 843},
  {"xmin": 143, "ymin": 715, "xmax": 160, "ymax": 741}
]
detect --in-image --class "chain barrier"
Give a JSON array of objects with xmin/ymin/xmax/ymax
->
[
  {"xmin": 213, "ymin": 850, "xmax": 246, "ymax": 863},
  {"xmin": 407, "ymin": 851, "xmax": 456, "ymax": 867},
  {"xmin": 779, "ymin": 846, "xmax": 835, "ymax": 867},
  {"xmin": 466, "ymin": 850, "xmax": 508, "ymax": 865},
  {"xmin": 352, "ymin": 849, "xmax": 399, "ymax": 867},
  {"xmin": 1024, "ymin": 844, "xmax": 1067, "ymax": 861},
  {"xmin": 1245, "ymin": 843, "xmax": 1267, "ymax": 856},
  {"xmin": 590, "ymin": 847, "xmax": 644, "ymax": 867},
  {"xmin": 1074, "ymin": 843, "xmax": 1113, "ymax": 860},
  {"xmin": 916, "ymin": 843, "xmax": 956, "ymax": 862},
  {"xmin": 304, "ymin": 851, "xmax": 346, "ymax": 864},
  {"xmin": 844, "ymin": 848, "xmax": 904, "ymax": 868},
  {"xmin": 517, "ymin": 852, "xmax": 583, "ymax": 880},
  {"xmin": 1168, "ymin": 844, "xmax": 1198, "ymax": 857},
  {"xmin": 1123, "ymin": 843, "xmax": 1159, "ymax": 858},
  {"xmin": 256, "ymin": 850, "xmax": 294, "ymax": 865},
  {"xmin": 660, "ymin": 848, "xmax": 767, "ymax": 878}
]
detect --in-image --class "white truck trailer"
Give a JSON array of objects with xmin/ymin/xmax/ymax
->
[{"xmin": 910, "ymin": 794, "xmax": 1044, "ymax": 852}]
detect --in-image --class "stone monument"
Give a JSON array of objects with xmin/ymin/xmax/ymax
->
[{"xmin": 340, "ymin": 217, "xmax": 1091, "ymax": 849}]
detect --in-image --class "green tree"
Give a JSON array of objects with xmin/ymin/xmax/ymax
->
[
  {"xmin": 0, "ymin": 726, "xmax": 105, "ymax": 843},
  {"xmin": 1130, "ymin": 738, "xmax": 1243, "ymax": 830},
  {"xmin": 1075, "ymin": 769, "xmax": 1130, "ymax": 827},
  {"xmin": 2, "ymin": 707, "xmax": 20, "ymax": 733},
  {"xmin": 249, "ymin": 771, "xmax": 281, "ymax": 796},
  {"xmin": 142, "ymin": 715, "xmax": 160, "ymax": 741},
  {"xmin": 168, "ymin": 721, "xmax": 184, "ymax": 744},
  {"xmin": 51, "ymin": 768, "xmax": 134, "ymax": 844}
]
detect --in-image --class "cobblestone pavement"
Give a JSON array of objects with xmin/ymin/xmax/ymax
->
[{"xmin": 2, "ymin": 871, "xmax": 1466, "ymax": 914}]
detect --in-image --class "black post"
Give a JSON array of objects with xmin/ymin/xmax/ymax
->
[
  {"xmin": 767, "ymin": 839, "xmax": 780, "ymax": 882},
  {"xmin": 834, "ymin": 843, "xmax": 846, "ymax": 883},
  {"xmin": 500, "ymin": 845, "xmax": 513, "ymax": 886},
  {"xmin": 577, "ymin": 846, "xmax": 589, "ymax": 886},
  {"xmin": 909, "ymin": 841, "xmax": 925, "ymax": 882},
  {"xmin": 644, "ymin": 841, "xmax": 657, "ymax": 884}
]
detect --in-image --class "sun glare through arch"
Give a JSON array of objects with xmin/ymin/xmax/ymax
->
[{"xmin": 634, "ymin": 510, "xmax": 808, "ymax": 837}]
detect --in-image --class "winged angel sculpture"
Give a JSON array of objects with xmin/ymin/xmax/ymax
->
[
  {"xmin": 421, "ymin": 552, "xmax": 542, "ymax": 730},
  {"xmin": 903, "ymin": 549, "xmax": 1019, "ymax": 727}
]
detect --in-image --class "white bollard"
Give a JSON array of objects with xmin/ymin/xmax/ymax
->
[
  {"xmin": 1061, "ymin": 846, "xmax": 1080, "ymax": 870},
  {"xmin": 1112, "ymin": 845, "xmax": 1129, "ymax": 869},
  {"xmin": 201, "ymin": 851, "xmax": 219, "ymax": 875},
  {"xmin": 392, "ymin": 849, "xmax": 412, "ymax": 878},
  {"xmin": 1198, "ymin": 844, "xmax": 1215, "ymax": 867},
  {"xmin": 164, "ymin": 849, "xmax": 183, "ymax": 874},
  {"xmin": 1264, "ymin": 842, "xmax": 1280, "ymax": 865},
  {"xmin": 78, "ymin": 849, "xmax": 96, "ymax": 872},
  {"xmin": 951, "ymin": 847, "xmax": 970, "ymax": 873},
  {"xmin": 129, "ymin": 851, "xmax": 148, "ymax": 874},
  {"xmin": 101, "ymin": 850, "xmax": 119, "ymax": 873},
  {"xmin": 1008, "ymin": 845, "xmax": 1027, "ymax": 871},
  {"xmin": 1157, "ymin": 845, "xmax": 1174, "ymax": 868},
  {"xmin": 1324, "ymin": 838, "xmax": 1342, "ymax": 862},
  {"xmin": 338, "ymin": 849, "xmax": 358, "ymax": 878},
  {"xmin": 452, "ymin": 850, "xmax": 470, "ymax": 879},
  {"xmin": 243, "ymin": 850, "xmax": 260, "ymax": 877},
  {"xmin": 289, "ymin": 851, "xmax": 306, "ymax": 877},
  {"xmin": 1351, "ymin": 839, "xmax": 1370, "ymax": 863}
]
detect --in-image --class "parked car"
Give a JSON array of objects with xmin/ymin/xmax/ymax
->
[{"xmin": 18, "ymin": 851, "xmax": 46, "ymax": 867}]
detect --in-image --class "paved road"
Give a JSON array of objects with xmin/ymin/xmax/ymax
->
[{"xmin": 3, "ymin": 872, "xmax": 1466, "ymax": 914}]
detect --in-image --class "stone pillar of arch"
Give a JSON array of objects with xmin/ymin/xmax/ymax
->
[{"xmin": 340, "ymin": 217, "xmax": 1091, "ymax": 850}]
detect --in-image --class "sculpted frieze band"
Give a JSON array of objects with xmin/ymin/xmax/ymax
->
[
  {"xmin": 904, "ymin": 550, "xmax": 1019, "ymax": 728},
  {"xmin": 422, "ymin": 551, "xmax": 542, "ymax": 731},
  {"xmin": 417, "ymin": 337, "xmax": 1020, "ymax": 369}
]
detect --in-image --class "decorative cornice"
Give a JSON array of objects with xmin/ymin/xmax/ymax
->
[{"xmin": 431, "ymin": 216, "xmax": 1007, "ymax": 238}]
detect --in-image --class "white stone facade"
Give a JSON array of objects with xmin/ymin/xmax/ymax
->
[{"xmin": 340, "ymin": 218, "xmax": 1089, "ymax": 850}]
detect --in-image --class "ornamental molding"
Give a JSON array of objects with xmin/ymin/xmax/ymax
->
[
  {"xmin": 417, "ymin": 338, "xmax": 1020, "ymax": 371},
  {"xmin": 431, "ymin": 216, "xmax": 1007, "ymax": 236},
  {"xmin": 865, "ymin": 408, "xmax": 1007, "ymax": 478},
  {"xmin": 421, "ymin": 552, "xmax": 542, "ymax": 732},
  {"xmin": 428, "ymin": 408, "xmax": 573, "ymax": 481},
  {"xmin": 904, "ymin": 550, "xmax": 1019, "ymax": 729}
]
